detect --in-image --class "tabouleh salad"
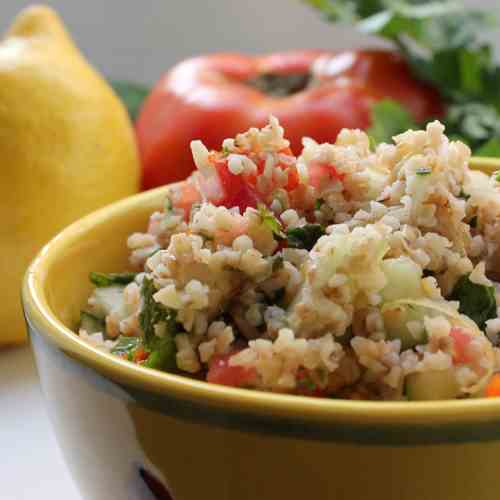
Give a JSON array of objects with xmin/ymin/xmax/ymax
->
[{"xmin": 79, "ymin": 117, "xmax": 500, "ymax": 401}]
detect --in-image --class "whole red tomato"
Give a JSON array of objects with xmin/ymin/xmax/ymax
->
[{"xmin": 136, "ymin": 50, "xmax": 443, "ymax": 189}]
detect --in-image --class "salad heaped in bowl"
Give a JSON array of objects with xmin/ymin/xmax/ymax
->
[{"xmin": 78, "ymin": 116, "xmax": 500, "ymax": 401}]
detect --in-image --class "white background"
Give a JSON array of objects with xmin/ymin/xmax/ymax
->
[
  {"xmin": 1, "ymin": 347, "xmax": 81, "ymax": 500},
  {"xmin": 0, "ymin": 1, "xmax": 498, "ymax": 499}
]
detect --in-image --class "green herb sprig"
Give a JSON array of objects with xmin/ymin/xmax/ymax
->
[
  {"xmin": 450, "ymin": 274, "xmax": 496, "ymax": 330},
  {"xmin": 286, "ymin": 224, "xmax": 326, "ymax": 250},
  {"xmin": 138, "ymin": 277, "xmax": 179, "ymax": 370},
  {"xmin": 89, "ymin": 272, "xmax": 138, "ymax": 287},
  {"xmin": 258, "ymin": 204, "xmax": 286, "ymax": 239},
  {"xmin": 305, "ymin": 0, "xmax": 500, "ymax": 155}
]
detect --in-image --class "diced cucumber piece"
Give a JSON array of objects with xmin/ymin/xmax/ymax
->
[
  {"xmin": 381, "ymin": 256, "xmax": 423, "ymax": 303},
  {"xmin": 405, "ymin": 369, "xmax": 459, "ymax": 401},
  {"xmin": 79, "ymin": 311, "xmax": 105, "ymax": 334},
  {"xmin": 383, "ymin": 303, "xmax": 427, "ymax": 349},
  {"xmin": 88, "ymin": 286, "xmax": 125, "ymax": 318}
]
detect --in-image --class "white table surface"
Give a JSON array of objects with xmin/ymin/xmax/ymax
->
[{"xmin": 1, "ymin": 345, "xmax": 82, "ymax": 500}]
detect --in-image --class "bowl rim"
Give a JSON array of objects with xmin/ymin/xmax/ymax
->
[{"xmin": 22, "ymin": 157, "xmax": 500, "ymax": 430}]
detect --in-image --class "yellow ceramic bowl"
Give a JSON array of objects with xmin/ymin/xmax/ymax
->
[{"xmin": 23, "ymin": 158, "xmax": 500, "ymax": 500}]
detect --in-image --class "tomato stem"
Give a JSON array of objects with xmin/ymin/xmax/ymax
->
[{"xmin": 245, "ymin": 72, "xmax": 313, "ymax": 97}]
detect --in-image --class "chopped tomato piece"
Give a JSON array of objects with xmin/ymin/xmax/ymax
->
[
  {"xmin": 276, "ymin": 239, "xmax": 288, "ymax": 252},
  {"xmin": 279, "ymin": 147, "xmax": 294, "ymax": 156},
  {"xmin": 238, "ymin": 154, "xmax": 299, "ymax": 193},
  {"xmin": 285, "ymin": 165, "xmax": 300, "ymax": 191},
  {"xmin": 486, "ymin": 374, "xmax": 500, "ymax": 397},
  {"xmin": 207, "ymin": 353, "xmax": 256, "ymax": 388},
  {"xmin": 240, "ymin": 157, "xmax": 263, "ymax": 189},
  {"xmin": 308, "ymin": 162, "xmax": 344, "ymax": 190},
  {"xmin": 450, "ymin": 327, "xmax": 473, "ymax": 365},
  {"xmin": 213, "ymin": 160, "xmax": 259, "ymax": 213},
  {"xmin": 133, "ymin": 347, "xmax": 149, "ymax": 363},
  {"xmin": 173, "ymin": 181, "xmax": 201, "ymax": 219},
  {"xmin": 256, "ymin": 157, "xmax": 266, "ymax": 175},
  {"xmin": 330, "ymin": 165, "xmax": 345, "ymax": 182}
]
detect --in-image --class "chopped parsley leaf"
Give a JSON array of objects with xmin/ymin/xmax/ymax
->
[
  {"xmin": 164, "ymin": 196, "xmax": 173, "ymax": 213},
  {"xmin": 147, "ymin": 247, "xmax": 162, "ymax": 259},
  {"xmin": 458, "ymin": 189, "xmax": 471, "ymax": 201},
  {"xmin": 286, "ymin": 224, "xmax": 326, "ymax": 251},
  {"xmin": 297, "ymin": 374, "xmax": 317, "ymax": 392},
  {"xmin": 450, "ymin": 274, "xmax": 496, "ymax": 330},
  {"xmin": 138, "ymin": 277, "xmax": 180, "ymax": 371},
  {"xmin": 273, "ymin": 287, "xmax": 286, "ymax": 305},
  {"xmin": 258, "ymin": 204, "xmax": 286, "ymax": 239},
  {"xmin": 89, "ymin": 272, "xmax": 138, "ymax": 287},
  {"xmin": 139, "ymin": 277, "xmax": 179, "ymax": 344},
  {"xmin": 315, "ymin": 198, "xmax": 325, "ymax": 210}
]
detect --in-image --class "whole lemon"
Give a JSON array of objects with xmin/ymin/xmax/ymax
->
[{"xmin": 0, "ymin": 5, "xmax": 140, "ymax": 347}]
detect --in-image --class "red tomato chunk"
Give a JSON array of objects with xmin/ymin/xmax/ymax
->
[{"xmin": 207, "ymin": 353, "xmax": 256, "ymax": 387}]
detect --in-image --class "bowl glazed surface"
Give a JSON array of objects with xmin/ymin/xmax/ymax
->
[{"xmin": 23, "ymin": 158, "xmax": 500, "ymax": 500}]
